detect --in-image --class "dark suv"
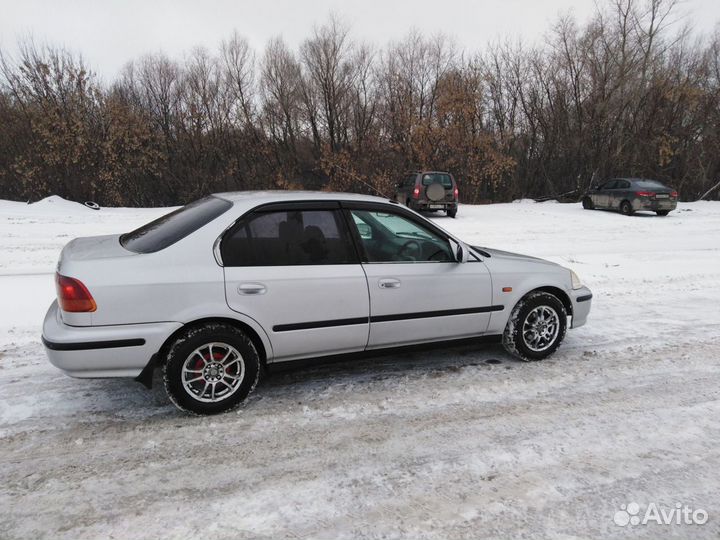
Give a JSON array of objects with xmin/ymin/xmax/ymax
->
[{"xmin": 395, "ymin": 171, "xmax": 459, "ymax": 218}]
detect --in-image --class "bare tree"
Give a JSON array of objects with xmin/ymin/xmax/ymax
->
[{"xmin": 1, "ymin": 2, "xmax": 719, "ymax": 206}]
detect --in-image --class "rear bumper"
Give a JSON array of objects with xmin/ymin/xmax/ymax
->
[
  {"xmin": 42, "ymin": 300, "xmax": 182, "ymax": 378},
  {"xmin": 570, "ymin": 287, "xmax": 592, "ymax": 328},
  {"xmin": 632, "ymin": 199, "xmax": 677, "ymax": 211},
  {"xmin": 415, "ymin": 201, "xmax": 457, "ymax": 210}
]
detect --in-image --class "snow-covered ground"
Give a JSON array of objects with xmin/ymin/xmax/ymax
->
[{"xmin": 1, "ymin": 196, "xmax": 719, "ymax": 539}]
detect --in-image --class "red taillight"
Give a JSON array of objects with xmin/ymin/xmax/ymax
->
[
  {"xmin": 56, "ymin": 273, "xmax": 96, "ymax": 312},
  {"xmin": 635, "ymin": 191, "xmax": 655, "ymax": 197},
  {"xmin": 671, "ymin": 190, "xmax": 678, "ymax": 198},
  {"xmin": 412, "ymin": 186, "xmax": 420, "ymax": 199},
  {"xmin": 453, "ymin": 187, "xmax": 459, "ymax": 199}
]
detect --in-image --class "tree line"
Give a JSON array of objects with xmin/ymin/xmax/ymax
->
[{"xmin": 1, "ymin": 0, "xmax": 719, "ymax": 206}]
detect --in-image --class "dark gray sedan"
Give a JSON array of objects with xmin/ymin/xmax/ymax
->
[{"xmin": 582, "ymin": 178, "xmax": 678, "ymax": 216}]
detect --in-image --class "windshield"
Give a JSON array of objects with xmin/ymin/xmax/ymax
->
[{"xmin": 120, "ymin": 196, "xmax": 232, "ymax": 253}]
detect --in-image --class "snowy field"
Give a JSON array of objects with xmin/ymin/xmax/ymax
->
[{"xmin": 1, "ymin": 196, "xmax": 720, "ymax": 539}]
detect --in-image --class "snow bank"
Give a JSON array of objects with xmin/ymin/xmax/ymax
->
[
  {"xmin": 0, "ymin": 195, "xmax": 93, "ymax": 215},
  {"xmin": 30, "ymin": 195, "xmax": 95, "ymax": 213}
]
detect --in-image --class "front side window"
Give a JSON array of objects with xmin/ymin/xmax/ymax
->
[
  {"xmin": 349, "ymin": 209, "xmax": 454, "ymax": 263},
  {"xmin": 221, "ymin": 209, "xmax": 356, "ymax": 266}
]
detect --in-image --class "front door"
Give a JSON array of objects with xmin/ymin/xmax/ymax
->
[
  {"xmin": 592, "ymin": 180, "xmax": 616, "ymax": 208},
  {"xmin": 345, "ymin": 206, "xmax": 494, "ymax": 349},
  {"xmin": 220, "ymin": 203, "xmax": 370, "ymax": 361}
]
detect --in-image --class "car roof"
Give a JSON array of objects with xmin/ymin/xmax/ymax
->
[{"xmin": 213, "ymin": 190, "xmax": 392, "ymax": 204}]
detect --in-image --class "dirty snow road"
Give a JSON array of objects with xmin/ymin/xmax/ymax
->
[{"xmin": 1, "ymin": 197, "xmax": 720, "ymax": 539}]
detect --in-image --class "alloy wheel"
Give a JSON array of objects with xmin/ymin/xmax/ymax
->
[
  {"xmin": 181, "ymin": 342, "xmax": 245, "ymax": 403},
  {"xmin": 522, "ymin": 306, "xmax": 560, "ymax": 352}
]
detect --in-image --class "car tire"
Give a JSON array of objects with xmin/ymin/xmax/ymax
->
[
  {"xmin": 502, "ymin": 291, "xmax": 567, "ymax": 361},
  {"xmin": 619, "ymin": 200, "xmax": 633, "ymax": 216},
  {"xmin": 656, "ymin": 210, "xmax": 670, "ymax": 216},
  {"xmin": 163, "ymin": 322, "xmax": 260, "ymax": 415},
  {"xmin": 582, "ymin": 196, "xmax": 594, "ymax": 210},
  {"xmin": 447, "ymin": 207, "xmax": 457, "ymax": 218}
]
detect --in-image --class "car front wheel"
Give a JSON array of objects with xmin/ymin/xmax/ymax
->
[
  {"xmin": 582, "ymin": 196, "xmax": 594, "ymax": 210},
  {"xmin": 502, "ymin": 291, "xmax": 567, "ymax": 361},
  {"xmin": 163, "ymin": 323, "xmax": 260, "ymax": 415},
  {"xmin": 620, "ymin": 200, "xmax": 633, "ymax": 216},
  {"xmin": 656, "ymin": 210, "xmax": 670, "ymax": 216}
]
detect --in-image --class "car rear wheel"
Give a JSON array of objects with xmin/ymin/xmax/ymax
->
[
  {"xmin": 582, "ymin": 196, "xmax": 594, "ymax": 210},
  {"xmin": 656, "ymin": 210, "xmax": 670, "ymax": 216},
  {"xmin": 619, "ymin": 200, "xmax": 633, "ymax": 216},
  {"xmin": 502, "ymin": 291, "xmax": 567, "ymax": 361},
  {"xmin": 163, "ymin": 323, "xmax": 260, "ymax": 415},
  {"xmin": 447, "ymin": 207, "xmax": 457, "ymax": 218}
]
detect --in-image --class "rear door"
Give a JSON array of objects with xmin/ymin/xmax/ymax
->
[
  {"xmin": 345, "ymin": 203, "xmax": 495, "ymax": 349},
  {"xmin": 220, "ymin": 202, "xmax": 370, "ymax": 361},
  {"xmin": 610, "ymin": 179, "xmax": 631, "ymax": 209},
  {"xmin": 420, "ymin": 172, "xmax": 455, "ymax": 207},
  {"xmin": 396, "ymin": 174, "xmax": 417, "ymax": 204}
]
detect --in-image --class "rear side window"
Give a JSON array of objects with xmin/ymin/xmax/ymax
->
[
  {"xmin": 120, "ymin": 196, "xmax": 232, "ymax": 253},
  {"xmin": 421, "ymin": 173, "xmax": 452, "ymax": 187},
  {"xmin": 404, "ymin": 175, "xmax": 417, "ymax": 187},
  {"xmin": 221, "ymin": 209, "xmax": 356, "ymax": 266}
]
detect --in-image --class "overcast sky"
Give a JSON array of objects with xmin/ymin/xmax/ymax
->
[{"xmin": 1, "ymin": 0, "xmax": 719, "ymax": 81}]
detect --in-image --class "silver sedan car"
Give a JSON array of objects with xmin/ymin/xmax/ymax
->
[{"xmin": 42, "ymin": 192, "xmax": 592, "ymax": 414}]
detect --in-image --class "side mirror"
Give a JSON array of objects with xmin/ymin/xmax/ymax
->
[
  {"xmin": 457, "ymin": 243, "xmax": 470, "ymax": 263},
  {"xmin": 356, "ymin": 222, "xmax": 372, "ymax": 240},
  {"xmin": 449, "ymin": 240, "xmax": 469, "ymax": 263}
]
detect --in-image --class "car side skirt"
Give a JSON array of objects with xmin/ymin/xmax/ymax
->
[
  {"xmin": 266, "ymin": 334, "xmax": 504, "ymax": 373},
  {"xmin": 272, "ymin": 305, "xmax": 505, "ymax": 332}
]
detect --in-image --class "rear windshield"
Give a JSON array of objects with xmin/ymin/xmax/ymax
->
[
  {"xmin": 421, "ymin": 173, "xmax": 453, "ymax": 187},
  {"xmin": 634, "ymin": 180, "xmax": 667, "ymax": 189},
  {"xmin": 120, "ymin": 196, "xmax": 232, "ymax": 253}
]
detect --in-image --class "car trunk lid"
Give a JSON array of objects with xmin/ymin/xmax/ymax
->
[{"xmin": 60, "ymin": 234, "xmax": 134, "ymax": 262}]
